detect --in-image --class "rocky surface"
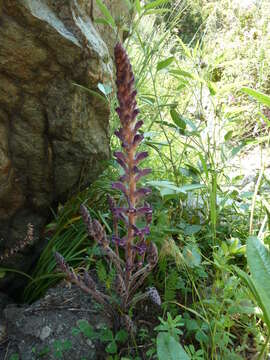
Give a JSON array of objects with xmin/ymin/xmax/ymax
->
[
  {"xmin": 0, "ymin": 0, "xmax": 130, "ymax": 293},
  {"xmin": 0, "ymin": 283, "xmax": 112, "ymax": 360}
]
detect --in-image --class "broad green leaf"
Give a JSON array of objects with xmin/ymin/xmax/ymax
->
[
  {"xmin": 148, "ymin": 181, "xmax": 204, "ymax": 197},
  {"xmin": 170, "ymin": 109, "xmax": 186, "ymax": 131},
  {"xmin": 77, "ymin": 320, "xmax": 96, "ymax": 339},
  {"xmin": 157, "ymin": 333, "xmax": 190, "ymax": 360},
  {"xmin": 233, "ymin": 265, "xmax": 270, "ymax": 329},
  {"xmin": 241, "ymin": 87, "xmax": 270, "ymax": 108},
  {"xmin": 230, "ymin": 143, "xmax": 246, "ymax": 158},
  {"xmin": 95, "ymin": 0, "xmax": 116, "ymax": 28},
  {"xmin": 157, "ymin": 57, "xmax": 175, "ymax": 71},
  {"xmin": 224, "ymin": 130, "xmax": 233, "ymax": 141},
  {"xmin": 101, "ymin": 329, "xmax": 114, "ymax": 342},
  {"xmin": 106, "ymin": 341, "xmax": 117, "ymax": 354},
  {"xmin": 183, "ymin": 224, "xmax": 202, "ymax": 236},
  {"xmin": 183, "ymin": 245, "xmax": 201, "ymax": 267},
  {"xmin": 247, "ymin": 236, "xmax": 270, "ymax": 302},
  {"xmin": 144, "ymin": 0, "xmax": 169, "ymax": 10},
  {"xmin": 115, "ymin": 329, "xmax": 128, "ymax": 343}
]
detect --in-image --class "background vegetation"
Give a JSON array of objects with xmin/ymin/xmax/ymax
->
[{"xmin": 22, "ymin": 0, "xmax": 270, "ymax": 359}]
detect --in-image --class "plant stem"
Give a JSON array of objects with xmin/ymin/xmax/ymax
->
[{"xmin": 258, "ymin": 333, "xmax": 270, "ymax": 360}]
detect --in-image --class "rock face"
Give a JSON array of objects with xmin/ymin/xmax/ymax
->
[{"xmin": 0, "ymin": 0, "xmax": 129, "ymax": 292}]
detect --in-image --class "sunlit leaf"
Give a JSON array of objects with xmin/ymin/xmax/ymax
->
[
  {"xmin": 241, "ymin": 87, "xmax": 270, "ymax": 108},
  {"xmin": 157, "ymin": 57, "xmax": 175, "ymax": 71},
  {"xmin": 144, "ymin": 0, "xmax": 170, "ymax": 10},
  {"xmin": 95, "ymin": 0, "xmax": 116, "ymax": 28}
]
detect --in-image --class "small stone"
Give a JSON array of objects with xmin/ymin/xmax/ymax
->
[
  {"xmin": 86, "ymin": 339, "xmax": 95, "ymax": 348},
  {"xmin": 40, "ymin": 326, "xmax": 52, "ymax": 341}
]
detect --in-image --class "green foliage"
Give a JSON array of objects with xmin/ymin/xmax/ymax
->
[
  {"xmin": 20, "ymin": 0, "xmax": 270, "ymax": 358},
  {"xmin": 157, "ymin": 332, "xmax": 190, "ymax": 360},
  {"xmin": 72, "ymin": 320, "xmax": 128, "ymax": 356},
  {"xmin": 155, "ymin": 312, "xmax": 184, "ymax": 340}
]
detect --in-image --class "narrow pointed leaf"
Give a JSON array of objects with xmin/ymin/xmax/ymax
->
[
  {"xmin": 95, "ymin": 0, "xmax": 116, "ymax": 28},
  {"xmin": 241, "ymin": 87, "xmax": 270, "ymax": 108},
  {"xmin": 157, "ymin": 57, "xmax": 175, "ymax": 71}
]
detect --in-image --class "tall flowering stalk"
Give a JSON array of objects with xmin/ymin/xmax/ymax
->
[{"xmin": 55, "ymin": 43, "xmax": 160, "ymax": 331}]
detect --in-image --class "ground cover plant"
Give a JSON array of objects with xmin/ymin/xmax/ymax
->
[{"xmin": 14, "ymin": 0, "xmax": 270, "ymax": 359}]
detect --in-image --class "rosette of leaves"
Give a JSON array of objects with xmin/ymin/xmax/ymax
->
[{"xmin": 55, "ymin": 43, "xmax": 160, "ymax": 331}]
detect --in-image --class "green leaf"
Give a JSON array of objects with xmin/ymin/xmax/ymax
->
[
  {"xmin": 147, "ymin": 181, "xmax": 204, "ymax": 198},
  {"xmin": 77, "ymin": 320, "xmax": 96, "ymax": 339},
  {"xmin": 144, "ymin": 0, "xmax": 170, "ymax": 10},
  {"xmin": 144, "ymin": 8, "xmax": 169, "ymax": 15},
  {"xmin": 247, "ymin": 237, "xmax": 270, "ymax": 302},
  {"xmin": 115, "ymin": 329, "xmax": 128, "ymax": 343},
  {"xmin": 183, "ymin": 224, "xmax": 202, "ymax": 236},
  {"xmin": 95, "ymin": 0, "xmax": 116, "ymax": 28},
  {"xmin": 157, "ymin": 333, "xmax": 190, "ymax": 360},
  {"xmin": 10, "ymin": 355, "xmax": 19, "ymax": 360},
  {"xmin": 101, "ymin": 328, "xmax": 114, "ymax": 342},
  {"xmin": 183, "ymin": 245, "xmax": 201, "ymax": 268},
  {"xmin": 97, "ymin": 83, "xmax": 112, "ymax": 96},
  {"xmin": 106, "ymin": 341, "xmax": 117, "ymax": 354},
  {"xmin": 94, "ymin": 18, "xmax": 112, "ymax": 26},
  {"xmin": 233, "ymin": 265, "xmax": 270, "ymax": 329},
  {"xmin": 72, "ymin": 83, "xmax": 108, "ymax": 104},
  {"xmin": 135, "ymin": 0, "xmax": 141, "ymax": 13},
  {"xmin": 170, "ymin": 109, "xmax": 186, "ymax": 131},
  {"xmin": 241, "ymin": 87, "xmax": 270, "ymax": 108},
  {"xmin": 157, "ymin": 57, "xmax": 175, "ymax": 71},
  {"xmin": 178, "ymin": 38, "xmax": 192, "ymax": 59},
  {"xmin": 170, "ymin": 69, "xmax": 194, "ymax": 79},
  {"xmin": 224, "ymin": 130, "xmax": 233, "ymax": 141}
]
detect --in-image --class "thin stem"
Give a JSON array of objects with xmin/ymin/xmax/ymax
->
[{"xmin": 258, "ymin": 333, "xmax": 270, "ymax": 360}]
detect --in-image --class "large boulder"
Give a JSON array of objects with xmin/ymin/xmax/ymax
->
[{"xmin": 0, "ymin": 0, "xmax": 129, "ymax": 293}]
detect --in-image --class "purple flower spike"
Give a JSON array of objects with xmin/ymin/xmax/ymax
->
[{"xmin": 54, "ymin": 43, "xmax": 158, "ymax": 331}]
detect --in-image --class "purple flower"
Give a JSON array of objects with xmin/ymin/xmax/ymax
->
[
  {"xmin": 112, "ymin": 182, "xmax": 128, "ymax": 197},
  {"xmin": 133, "ymin": 241, "xmax": 147, "ymax": 256},
  {"xmin": 132, "ymin": 225, "xmax": 150, "ymax": 237},
  {"xmin": 134, "ymin": 151, "xmax": 148, "ymax": 165},
  {"xmin": 135, "ymin": 168, "xmax": 152, "ymax": 182},
  {"xmin": 135, "ymin": 187, "xmax": 152, "ymax": 201}
]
